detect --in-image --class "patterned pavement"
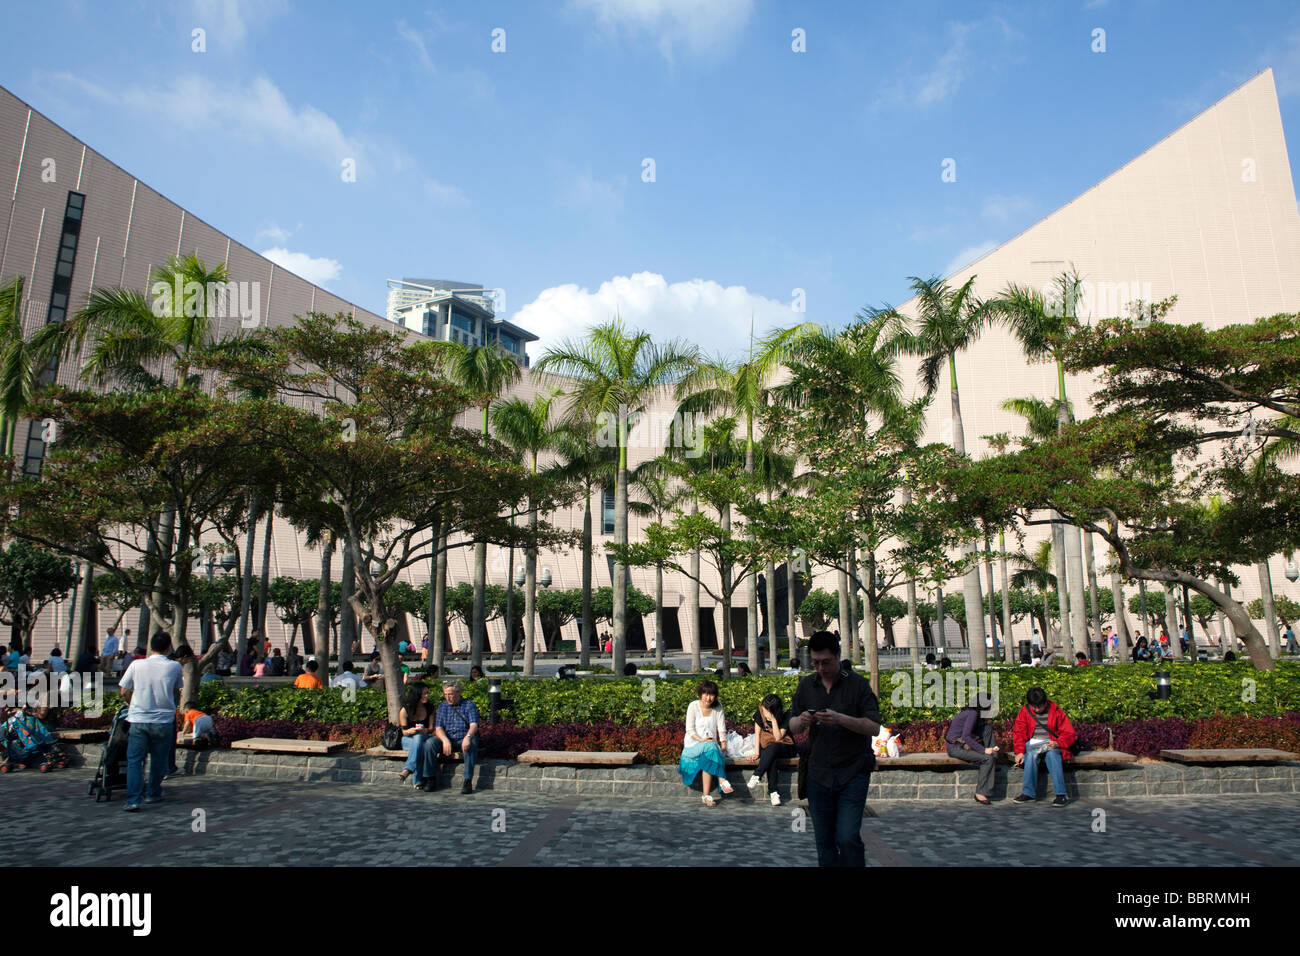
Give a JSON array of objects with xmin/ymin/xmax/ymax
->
[{"xmin": 4, "ymin": 767, "xmax": 1299, "ymax": 866}]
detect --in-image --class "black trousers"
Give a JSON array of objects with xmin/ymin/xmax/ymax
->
[
  {"xmin": 754, "ymin": 742, "xmax": 797, "ymax": 789},
  {"xmin": 945, "ymin": 723, "xmax": 997, "ymax": 797}
]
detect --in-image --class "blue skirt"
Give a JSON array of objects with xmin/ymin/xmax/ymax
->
[{"xmin": 679, "ymin": 741, "xmax": 726, "ymax": 785}]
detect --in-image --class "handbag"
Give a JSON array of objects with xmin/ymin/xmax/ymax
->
[{"xmin": 381, "ymin": 722, "xmax": 402, "ymax": 751}]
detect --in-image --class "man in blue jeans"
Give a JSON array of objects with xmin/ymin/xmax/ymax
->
[
  {"xmin": 788, "ymin": 631, "xmax": 881, "ymax": 867},
  {"xmin": 118, "ymin": 631, "xmax": 183, "ymax": 812},
  {"xmin": 435, "ymin": 680, "xmax": 480, "ymax": 794}
]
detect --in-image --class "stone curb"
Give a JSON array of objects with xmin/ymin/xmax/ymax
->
[{"xmin": 61, "ymin": 744, "xmax": 1300, "ymax": 801}]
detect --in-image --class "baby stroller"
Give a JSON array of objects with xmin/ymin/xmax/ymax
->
[
  {"xmin": 0, "ymin": 708, "xmax": 69, "ymax": 773},
  {"xmin": 88, "ymin": 706, "xmax": 130, "ymax": 801}
]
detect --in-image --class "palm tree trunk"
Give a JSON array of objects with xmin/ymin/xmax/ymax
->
[
  {"xmin": 1052, "ymin": 522, "xmax": 1070, "ymax": 650},
  {"xmin": 847, "ymin": 548, "xmax": 860, "ymax": 666},
  {"xmin": 1258, "ymin": 562, "xmax": 1280, "ymax": 659},
  {"xmin": 1063, "ymin": 521, "xmax": 1088, "ymax": 656},
  {"xmin": 613, "ymin": 445, "xmax": 629, "ymax": 677},
  {"xmin": 786, "ymin": 559, "xmax": 798, "ymax": 666},
  {"xmin": 71, "ymin": 561, "xmax": 94, "ymax": 667},
  {"xmin": 906, "ymin": 578, "xmax": 919, "ymax": 668},
  {"xmin": 864, "ymin": 551, "xmax": 879, "ymax": 694},
  {"xmin": 524, "ymin": 504, "xmax": 537, "ymax": 677},
  {"xmin": 948, "ymin": 367, "xmax": 986, "ymax": 665},
  {"xmin": 316, "ymin": 535, "xmax": 333, "ymax": 678},
  {"xmin": 1138, "ymin": 577, "xmax": 1152, "ymax": 639},
  {"xmin": 505, "ymin": 535, "xmax": 516, "ymax": 669},
  {"xmin": 998, "ymin": 530, "xmax": 1013, "ymax": 662},
  {"xmin": 983, "ymin": 537, "xmax": 997, "ymax": 658},
  {"xmin": 1164, "ymin": 585, "xmax": 1182, "ymax": 659},
  {"xmin": 836, "ymin": 567, "xmax": 850, "ymax": 653},
  {"xmin": 688, "ymin": 498, "xmax": 702, "ymax": 673},
  {"xmin": 433, "ymin": 520, "xmax": 448, "ymax": 669},
  {"xmin": 654, "ymin": 563, "xmax": 664, "ymax": 668},
  {"xmin": 471, "ymin": 540, "xmax": 487, "ymax": 670},
  {"xmin": 745, "ymin": 444, "xmax": 758, "ymax": 673},
  {"xmin": 581, "ymin": 491, "xmax": 594, "ymax": 668},
  {"xmin": 764, "ymin": 559, "xmax": 777, "ymax": 671}
]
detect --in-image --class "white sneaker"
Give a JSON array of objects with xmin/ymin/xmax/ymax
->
[
  {"xmin": 747, "ymin": 773, "xmax": 762, "ymax": 790},
  {"xmin": 770, "ymin": 792, "xmax": 781, "ymax": 806}
]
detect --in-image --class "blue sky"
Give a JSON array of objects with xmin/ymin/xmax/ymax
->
[{"xmin": 2, "ymin": 0, "xmax": 1300, "ymax": 359}]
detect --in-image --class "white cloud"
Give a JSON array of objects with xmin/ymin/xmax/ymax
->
[
  {"xmin": 397, "ymin": 19, "xmax": 435, "ymax": 72},
  {"xmin": 515, "ymin": 272, "xmax": 799, "ymax": 359},
  {"xmin": 981, "ymin": 193, "xmax": 1034, "ymax": 222},
  {"xmin": 942, "ymin": 241, "xmax": 998, "ymax": 277},
  {"xmin": 569, "ymin": 0, "xmax": 754, "ymax": 62},
  {"xmin": 255, "ymin": 222, "xmax": 295, "ymax": 244},
  {"xmin": 261, "ymin": 247, "xmax": 342, "ymax": 286},
  {"xmin": 874, "ymin": 21, "xmax": 976, "ymax": 110},
  {"xmin": 423, "ymin": 178, "xmax": 470, "ymax": 206},
  {"xmin": 192, "ymin": 0, "xmax": 289, "ymax": 45}
]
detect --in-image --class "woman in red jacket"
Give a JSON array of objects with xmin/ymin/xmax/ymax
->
[{"xmin": 1011, "ymin": 686, "xmax": 1077, "ymax": 807}]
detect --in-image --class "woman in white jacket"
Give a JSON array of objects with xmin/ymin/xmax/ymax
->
[{"xmin": 678, "ymin": 680, "xmax": 734, "ymax": 806}]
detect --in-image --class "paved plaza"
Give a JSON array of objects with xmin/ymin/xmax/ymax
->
[{"xmin": 5, "ymin": 768, "xmax": 1299, "ymax": 866}]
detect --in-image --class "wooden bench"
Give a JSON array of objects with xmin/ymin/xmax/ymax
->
[
  {"xmin": 230, "ymin": 737, "xmax": 346, "ymax": 755},
  {"xmin": 1072, "ymin": 750, "xmax": 1138, "ymax": 766},
  {"xmin": 1160, "ymin": 748, "xmax": 1298, "ymax": 764},
  {"xmin": 365, "ymin": 746, "xmax": 461, "ymax": 762},
  {"xmin": 878, "ymin": 752, "xmax": 968, "ymax": 768},
  {"xmin": 516, "ymin": 750, "xmax": 640, "ymax": 766},
  {"xmin": 54, "ymin": 728, "xmax": 108, "ymax": 743}
]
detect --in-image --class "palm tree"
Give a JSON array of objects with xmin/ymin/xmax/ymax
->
[
  {"xmin": 675, "ymin": 321, "xmax": 816, "ymax": 671},
  {"xmin": 752, "ymin": 437, "xmax": 799, "ymax": 667},
  {"xmin": 553, "ymin": 415, "xmax": 618, "ymax": 666},
  {"xmin": 991, "ymin": 271, "xmax": 1096, "ymax": 654},
  {"xmin": 628, "ymin": 458, "xmax": 688, "ymax": 668},
  {"xmin": 428, "ymin": 342, "xmax": 521, "ymax": 669},
  {"xmin": 492, "ymin": 388, "xmax": 568, "ymax": 676},
  {"xmin": 535, "ymin": 319, "xmax": 698, "ymax": 675},
  {"xmin": 881, "ymin": 276, "xmax": 996, "ymax": 666}
]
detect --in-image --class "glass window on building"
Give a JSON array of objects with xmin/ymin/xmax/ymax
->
[{"xmin": 601, "ymin": 485, "xmax": 615, "ymax": 535}]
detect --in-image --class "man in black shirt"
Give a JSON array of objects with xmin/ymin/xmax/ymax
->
[{"xmin": 788, "ymin": 630, "xmax": 881, "ymax": 867}]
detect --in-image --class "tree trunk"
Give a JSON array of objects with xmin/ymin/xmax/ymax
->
[
  {"xmin": 847, "ymin": 548, "xmax": 860, "ymax": 666},
  {"xmin": 316, "ymin": 535, "xmax": 334, "ymax": 679},
  {"xmin": 935, "ymin": 584, "xmax": 946, "ymax": 655},
  {"xmin": 1221, "ymin": 578, "xmax": 1236, "ymax": 654},
  {"xmin": 720, "ymin": 591, "xmax": 733, "ymax": 677},
  {"xmin": 719, "ymin": 500, "xmax": 733, "ymax": 674},
  {"xmin": 71, "ymin": 561, "xmax": 94, "ymax": 668},
  {"xmin": 1258, "ymin": 561, "xmax": 1280, "ymax": 659},
  {"xmin": 1138, "ymin": 578, "xmax": 1152, "ymax": 641},
  {"xmin": 1110, "ymin": 571, "xmax": 1130, "ymax": 655},
  {"xmin": 1083, "ymin": 530, "xmax": 1102, "ymax": 646},
  {"xmin": 524, "ymin": 504, "xmax": 537, "ymax": 677},
  {"xmin": 1052, "ymin": 522, "xmax": 1070, "ymax": 651},
  {"xmin": 471, "ymin": 540, "xmax": 487, "ymax": 669},
  {"xmin": 906, "ymin": 578, "xmax": 919, "ymax": 668},
  {"xmin": 688, "ymin": 499, "xmax": 702, "ymax": 672},
  {"xmin": 1063, "ymin": 521, "xmax": 1088, "ymax": 656},
  {"xmin": 764, "ymin": 560, "xmax": 777, "ymax": 671},
  {"xmin": 655, "ymin": 563, "xmax": 664, "ymax": 668},
  {"xmin": 149, "ymin": 508, "xmax": 176, "ymax": 642},
  {"xmin": 983, "ymin": 537, "xmax": 997, "ymax": 659},
  {"xmin": 505, "ymin": 535, "xmax": 516, "ymax": 669},
  {"xmin": 1164, "ymin": 585, "xmax": 1182, "ymax": 659},
  {"xmin": 948, "ymin": 365, "xmax": 987, "ymax": 664},
  {"xmin": 613, "ymin": 447, "xmax": 628, "ymax": 677},
  {"xmin": 340, "ymin": 546, "xmax": 357, "ymax": 659},
  {"xmin": 432, "ymin": 520, "xmax": 448, "ymax": 669},
  {"xmin": 581, "ymin": 493, "xmax": 593, "ymax": 668},
  {"xmin": 786, "ymin": 559, "xmax": 798, "ymax": 666},
  {"xmin": 746, "ymin": 566, "xmax": 759, "ymax": 673},
  {"xmin": 999, "ymin": 530, "xmax": 1013, "ymax": 662},
  {"xmin": 836, "ymin": 567, "xmax": 850, "ymax": 652},
  {"xmin": 257, "ymin": 508, "xmax": 273, "ymax": 637},
  {"xmin": 865, "ymin": 551, "xmax": 879, "ymax": 695}
]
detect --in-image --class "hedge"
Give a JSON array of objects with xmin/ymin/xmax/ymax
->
[{"xmin": 65, "ymin": 661, "xmax": 1300, "ymax": 729}]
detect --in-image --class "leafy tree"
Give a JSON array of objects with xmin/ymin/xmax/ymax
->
[
  {"xmin": 0, "ymin": 541, "xmax": 78, "ymax": 652},
  {"xmin": 1248, "ymin": 595, "xmax": 1300, "ymax": 628}
]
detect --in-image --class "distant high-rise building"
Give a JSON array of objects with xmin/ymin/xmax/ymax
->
[{"xmin": 385, "ymin": 278, "xmax": 538, "ymax": 366}]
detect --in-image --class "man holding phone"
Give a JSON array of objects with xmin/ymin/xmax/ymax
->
[{"xmin": 788, "ymin": 630, "xmax": 881, "ymax": 867}]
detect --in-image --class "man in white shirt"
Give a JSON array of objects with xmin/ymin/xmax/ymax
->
[
  {"xmin": 330, "ymin": 661, "xmax": 366, "ymax": 691},
  {"xmin": 118, "ymin": 631, "xmax": 183, "ymax": 812}
]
